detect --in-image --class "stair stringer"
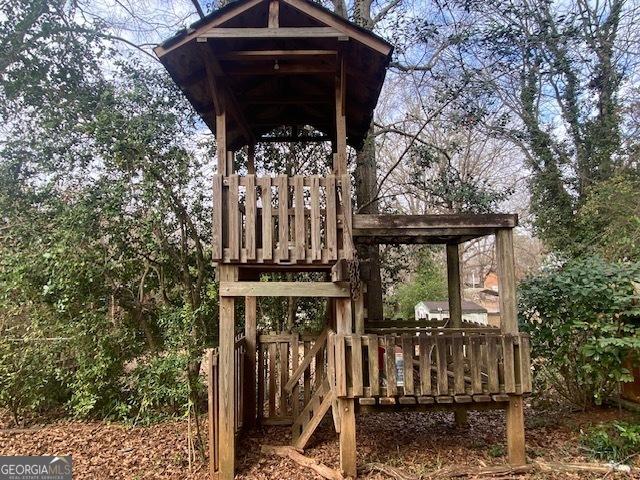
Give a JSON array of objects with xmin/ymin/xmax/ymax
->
[{"xmin": 291, "ymin": 379, "xmax": 334, "ymax": 450}]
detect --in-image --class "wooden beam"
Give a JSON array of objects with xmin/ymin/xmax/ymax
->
[
  {"xmin": 153, "ymin": 0, "xmax": 263, "ymax": 57},
  {"xmin": 219, "ymin": 281, "xmax": 350, "ymax": 297},
  {"xmin": 354, "ymin": 214, "xmax": 519, "ymax": 230},
  {"xmin": 223, "ymin": 63, "xmax": 335, "ymax": 75},
  {"xmin": 268, "ymin": 0, "xmax": 279, "ymax": 28},
  {"xmin": 218, "ymin": 50, "xmax": 337, "ymax": 61},
  {"xmin": 198, "ymin": 27, "xmax": 343, "ymax": 39},
  {"xmin": 281, "ymin": 0, "xmax": 393, "ymax": 55},
  {"xmin": 258, "ymin": 135, "xmax": 330, "ymax": 143}
]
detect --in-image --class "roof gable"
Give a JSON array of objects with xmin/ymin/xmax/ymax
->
[{"xmin": 154, "ymin": 0, "xmax": 393, "ymax": 150}]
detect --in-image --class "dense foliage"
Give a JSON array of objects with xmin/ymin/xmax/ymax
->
[
  {"xmin": 581, "ymin": 421, "xmax": 640, "ymax": 462},
  {"xmin": 519, "ymin": 257, "xmax": 640, "ymax": 409}
]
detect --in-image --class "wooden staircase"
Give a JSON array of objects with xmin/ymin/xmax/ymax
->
[{"xmin": 291, "ymin": 378, "xmax": 334, "ymax": 449}]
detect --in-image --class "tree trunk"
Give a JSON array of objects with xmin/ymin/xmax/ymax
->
[{"xmin": 354, "ymin": 125, "xmax": 384, "ymax": 321}]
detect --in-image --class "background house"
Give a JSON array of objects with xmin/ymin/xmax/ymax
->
[{"xmin": 415, "ymin": 300, "xmax": 489, "ymax": 325}]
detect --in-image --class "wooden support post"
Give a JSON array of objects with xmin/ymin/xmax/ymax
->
[
  {"xmin": 446, "ymin": 243, "xmax": 467, "ymax": 426},
  {"xmin": 218, "ymin": 265, "xmax": 238, "ymax": 480},
  {"xmin": 334, "ymin": 46, "xmax": 347, "ymax": 175},
  {"xmin": 336, "ymin": 296, "xmax": 356, "ymax": 478},
  {"xmin": 446, "ymin": 243, "xmax": 462, "ymax": 329},
  {"xmin": 247, "ymin": 144, "xmax": 256, "ymax": 175},
  {"xmin": 496, "ymin": 228, "xmax": 526, "ymax": 466},
  {"xmin": 244, "ymin": 296, "xmax": 257, "ymax": 429},
  {"xmin": 216, "ymin": 105, "xmax": 227, "ymax": 175}
]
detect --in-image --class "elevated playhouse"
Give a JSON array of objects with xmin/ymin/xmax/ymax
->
[{"xmin": 154, "ymin": 0, "xmax": 531, "ymax": 477}]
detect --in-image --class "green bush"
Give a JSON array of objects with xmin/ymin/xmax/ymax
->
[
  {"xmin": 0, "ymin": 337, "xmax": 70, "ymax": 426},
  {"xmin": 581, "ymin": 421, "xmax": 640, "ymax": 462},
  {"xmin": 519, "ymin": 256, "xmax": 640, "ymax": 409},
  {"xmin": 117, "ymin": 350, "xmax": 195, "ymax": 424}
]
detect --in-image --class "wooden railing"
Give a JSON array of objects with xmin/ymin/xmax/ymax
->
[
  {"xmin": 212, "ymin": 174, "xmax": 351, "ymax": 264},
  {"xmin": 206, "ymin": 334, "xmax": 246, "ymax": 478},
  {"xmin": 256, "ymin": 332, "xmax": 325, "ymax": 425},
  {"xmin": 327, "ymin": 330, "xmax": 532, "ymax": 403}
]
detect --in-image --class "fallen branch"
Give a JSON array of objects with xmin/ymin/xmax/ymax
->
[
  {"xmin": 362, "ymin": 462, "xmax": 419, "ymax": 480},
  {"xmin": 261, "ymin": 445, "xmax": 344, "ymax": 480},
  {"xmin": 428, "ymin": 460, "xmax": 636, "ymax": 478},
  {"xmin": 437, "ymin": 464, "xmax": 534, "ymax": 478},
  {"xmin": 535, "ymin": 460, "xmax": 635, "ymax": 474}
]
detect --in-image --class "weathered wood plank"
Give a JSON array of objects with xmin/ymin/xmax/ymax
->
[
  {"xmin": 486, "ymin": 335, "xmax": 500, "ymax": 393},
  {"xmin": 277, "ymin": 175, "xmax": 289, "ymax": 261},
  {"xmin": 470, "ymin": 335, "xmax": 483, "ymax": 395},
  {"xmin": 436, "ymin": 335, "xmax": 448, "ymax": 395},
  {"xmin": 366, "ymin": 334, "xmax": 379, "ymax": 396},
  {"xmin": 245, "ymin": 174, "xmax": 256, "ymax": 260},
  {"xmin": 259, "ymin": 177, "xmax": 273, "ymax": 261},
  {"xmin": 212, "ymin": 174, "xmax": 223, "ymax": 261},
  {"xmin": 228, "ymin": 175, "xmax": 240, "ymax": 261},
  {"xmin": 219, "ymin": 281, "xmax": 350, "ymax": 297},
  {"xmin": 351, "ymin": 335, "xmax": 363, "ymax": 397},
  {"xmin": 310, "ymin": 176, "xmax": 321, "ymax": 261},
  {"xmin": 294, "ymin": 175, "xmax": 305, "ymax": 262},
  {"xmin": 419, "ymin": 334, "xmax": 433, "ymax": 396},
  {"xmin": 326, "ymin": 176, "xmax": 337, "ymax": 260},
  {"xmin": 453, "ymin": 334, "xmax": 465, "ymax": 394},
  {"xmin": 502, "ymin": 335, "xmax": 516, "ymax": 393},
  {"xmin": 402, "ymin": 335, "xmax": 414, "ymax": 396},
  {"xmin": 385, "ymin": 336, "xmax": 397, "ymax": 396},
  {"xmin": 199, "ymin": 27, "xmax": 344, "ymax": 39}
]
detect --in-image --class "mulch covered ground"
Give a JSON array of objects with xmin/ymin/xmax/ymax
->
[{"xmin": 1, "ymin": 406, "xmax": 638, "ymax": 479}]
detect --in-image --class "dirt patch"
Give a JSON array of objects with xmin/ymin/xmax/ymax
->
[{"xmin": 1, "ymin": 407, "xmax": 637, "ymax": 479}]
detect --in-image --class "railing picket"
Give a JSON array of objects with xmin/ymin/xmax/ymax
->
[
  {"xmin": 385, "ymin": 336, "xmax": 397, "ymax": 396},
  {"xmin": 436, "ymin": 335, "xmax": 448, "ymax": 395},
  {"xmin": 294, "ymin": 175, "xmax": 305, "ymax": 262},
  {"xmin": 502, "ymin": 334, "xmax": 516, "ymax": 393},
  {"xmin": 277, "ymin": 175, "xmax": 289, "ymax": 261},
  {"xmin": 519, "ymin": 334, "xmax": 532, "ymax": 393},
  {"xmin": 257, "ymin": 343, "xmax": 264, "ymax": 422},
  {"xmin": 212, "ymin": 175, "xmax": 223, "ymax": 261},
  {"xmin": 310, "ymin": 176, "xmax": 321, "ymax": 261},
  {"xmin": 245, "ymin": 174, "xmax": 256, "ymax": 260},
  {"xmin": 470, "ymin": 335, "xmax": 483, "ymax": 394},
  {"xmin": 453, "ymin": 333, "xmax": 465, "ymax": 395},
  {"xmin": 486, "ymin": 335, "xmax": 499, "ymax": 393},
  {"xmin": 259, "ymin": 177, "xmax": 273, "ymax": 261},
  {"xmin": 402, "ymin": 334, "xmax": 414, "ymax": 395},
  {"xmin": 268, "ymin": 342, "xmax": 276, "ymax": 417},
  {"xmin": 419, "ymin": 334, "xmax": 433, "ymax": 396},
  {"xmin": 228, "ymin": 174, "xmax": 240, "ymax": 261},
  {"xmin": 367, "ymin": 334, "xmax": 379, "ymax": 396},
  {"xmin": 326, "ymin": 176, "xmax": 337, "ymax": 260},
  {"xmin": 351, "ymin": 335, "xmax": 363, "ymax": 396},
  {"xmin": 279, "ymin": 341, "xmax": 290, "ymax": 416}
]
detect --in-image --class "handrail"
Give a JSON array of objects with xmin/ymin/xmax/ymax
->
[{"xmin": 284, "ymin": 328, "xmax": 328, "ymax": 394}]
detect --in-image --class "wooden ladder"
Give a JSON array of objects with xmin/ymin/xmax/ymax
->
[{"xmin": 291, "ymin": 378, "xmax": 334, "ymax": 450}]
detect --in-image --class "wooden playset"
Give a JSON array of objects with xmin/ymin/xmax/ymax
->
[{"xmin": 154, "ymin": 1, "xmax": 531, "ymax": 477}]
